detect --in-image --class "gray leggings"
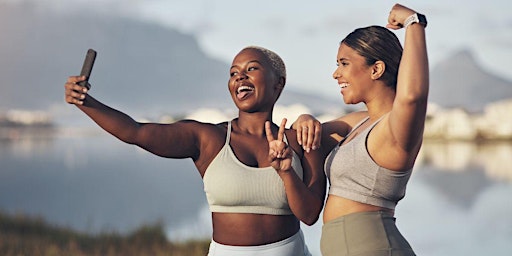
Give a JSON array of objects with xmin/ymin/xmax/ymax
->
[{"xmin": 321, "ymin": 211, "xmax": 415, "ymax": 256}]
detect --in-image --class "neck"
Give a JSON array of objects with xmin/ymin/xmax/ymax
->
[
  {"xmin": 365, "ymin": 87, "xmax": 395, "ymax": 121},
  {"xmin": 235, "ymin": 111, "xmax": 274, "ymax": 136}
]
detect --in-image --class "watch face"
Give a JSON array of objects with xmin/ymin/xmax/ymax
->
[{"xmin": 417, "ymin": 13, "xmax": 427, "ymax": 26}]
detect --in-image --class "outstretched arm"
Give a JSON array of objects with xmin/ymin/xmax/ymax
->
[{"xmin": 64, "ymin": 75, "xmax": 202, "ymax": 159}]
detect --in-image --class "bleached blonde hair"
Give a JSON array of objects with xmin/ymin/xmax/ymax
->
[{"xmin": 242, "ymin": 46, "xmax": 286, "ymax": 82}]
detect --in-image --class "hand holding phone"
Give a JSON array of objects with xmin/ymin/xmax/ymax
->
[{"xmin": 78, "ymin": 49, "xmax": 97, "ymax": 89}]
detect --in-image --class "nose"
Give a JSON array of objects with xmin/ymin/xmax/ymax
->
[
  {"xmin": 235, "ymin": 71, "xmax": 248, "ymax": 82},
  {"xmin": 332, "ymin": 66, "xmax": 341, "ymax": 80}
]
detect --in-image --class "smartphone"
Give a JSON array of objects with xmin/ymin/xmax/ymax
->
[{"xmin": 78, "ymin": 49, "xmax": 97, "ymax": 89}]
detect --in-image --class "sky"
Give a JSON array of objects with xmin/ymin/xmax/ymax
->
[
  {"xmin": 2, "ymin": 1, "xmax": 511, "ymax": 254},
  {"xmin": 34, "ymin": 0, "xmax": 512, "ymax": 98}
]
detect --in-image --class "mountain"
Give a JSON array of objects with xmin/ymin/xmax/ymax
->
[
  {"xmin": 0, "ymin": 3, "xmax": 229, "ymax": 115},
  {"xmin": 0, "ymin": 2, "xmax": 343, "ymax": 117},
  {"xmin": 430, "ymin": 50, "xmax": 512, "ymax": 112},
  {"xmin": 1, "ymin": 2, "xmax": 510, "ymax": 117}
]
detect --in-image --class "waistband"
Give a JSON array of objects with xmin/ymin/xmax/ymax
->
[
  {"xmin": 324, "ymin": 210, "xmax": 395, "ymax": 225},
  {"xmin": 208, "ymin": 229, "xmax": 310, "ymax": 255}
]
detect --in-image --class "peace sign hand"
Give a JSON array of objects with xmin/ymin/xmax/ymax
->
[{"xmin": 265, "ymin": 118, "xmax": 293, "ymax": 173}]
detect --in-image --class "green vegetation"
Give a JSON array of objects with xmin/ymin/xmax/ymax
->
[{"xmin": 0, "ymin": 211, "xmax": 210, "ymax": 256}]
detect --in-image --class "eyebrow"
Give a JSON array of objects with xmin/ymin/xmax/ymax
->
[{"xmin": 230, "ymin": 60, "xmax": 262, "ymax": 69}]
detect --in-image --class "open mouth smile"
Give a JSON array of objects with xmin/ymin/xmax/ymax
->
[{"xmin": 236, "ymin": 84, "xmax": 255, "ymax": 100}]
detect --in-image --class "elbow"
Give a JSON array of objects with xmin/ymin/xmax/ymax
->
[
  {"xmin": 302, "ymin": 215, "xmax": 320, "ymax": 226},
  {"xmin": 399, "ymin": 87, "xmax": 429, "ymax": 107},
  {"xmin": 300, "ymin": 205, "xmax": 323, "ymax": 226},
  {"xmin": 112, "ymin": 132, "xmax": 138, "ymax": 145},
  {"xmin": 400, "ymin": 78, "xmax": 429, "ymax": 103}
]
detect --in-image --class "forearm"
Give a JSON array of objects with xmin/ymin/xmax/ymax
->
[
  {"xmin": 78, "ymin": 95, "xmax": 141, "ymax": 144},
  {"xmin": 279, "ymin": 171, "xmax": 324, "ymax": 225}
]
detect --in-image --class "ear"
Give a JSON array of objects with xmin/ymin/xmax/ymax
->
[
  {"xmin": 371, "ymin": 61, "xmax": 385, "ymax": 80},
  {"xmin": 274, "ymin": 76, "xmax": 286, "ymax": 100},
  {"xmin": 277, "ymin": 76, "xmax": 286, "ymax": 90},
  {"xmin": 276, "ymin": 77, "xmax": 286, "ymax": 91}
]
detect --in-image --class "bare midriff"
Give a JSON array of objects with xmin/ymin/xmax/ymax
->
[
  {"xmin": 323, "ymin": 194, "xmax": 394, "ymax": 223},
  {"xmin": 211, "ymin": 212, "xmax": 299, "ymax": 246}
]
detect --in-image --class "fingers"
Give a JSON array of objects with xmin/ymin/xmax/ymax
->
[
  {"xmin": 266, "ymin": 118, "xmax": 287, "ymax": 143},
  {"xmin": 277, "ymin": 118, "xmax": 287, "ymax": 142},
  {"xmin": 269, "ymin": 143, "xmax": 290, "ymax": 159},
  {"xmin": 301, "ymin": 126, "xmax": 311, "ymax": 152},
  {"xmin": 294, "ymin": 114, "xmax": 316, "ymax": 146},
  {"xmin": 387, "ymin": 3, "xmax": 415, "ymax": 29},
  {"xmin": 387, "ymin": 7, "xmax": 402, "ymax": 29},
  {"xmin": 276, "ymin": 146, "xmax": 292, "ymax": 159},
  {"xmin": 386, "ymin": 24, "xmax": 402, "ymax": 30},
  {"xmin": 311, "ymin": 122, "xmax": 322, "ymax": 151},
  {"xmin": 266, "ymin": 122, "xmax": 288, "ymax": 158},
  {"xmin": 297, "ymin": 120, "xmax": 322, "ymax": 153},
  {"xmin": 64, "ymin": 76, "xmax": 88, "ymax": 105},
  {"xmin": 265, "ymin": 121, "xmax": 274, "ymax": 143}
]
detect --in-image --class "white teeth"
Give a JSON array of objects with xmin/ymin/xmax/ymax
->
[
  {"xmin": 237, "ymin": 85, "xmax": 254, "ymax": 94},
  {"xmin": 340, "ymin": 83, "xmax": 349, "ymax": 88}
]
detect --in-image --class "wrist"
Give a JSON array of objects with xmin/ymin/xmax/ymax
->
[
  {"xmin": 277, "ymin": 167, "xmax": 295, "ymax": 178},
  {"xmin": 403, "ymin": 13, "xmax": 427, "ymax": 29}
]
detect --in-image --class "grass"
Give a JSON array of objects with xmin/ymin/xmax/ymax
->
[{"xmin": 0, "ymin": 211, "xmax": 210, "ymax": 256}]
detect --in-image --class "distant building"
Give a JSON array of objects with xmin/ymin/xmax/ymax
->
[{"xmin": 424, "ymin": 99, "xmax": 512, "ymax": 141}]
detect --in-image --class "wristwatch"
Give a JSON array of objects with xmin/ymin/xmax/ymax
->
[{"xmin": 403, "ymin": 13, "xmax": 427, "ymax": 28}]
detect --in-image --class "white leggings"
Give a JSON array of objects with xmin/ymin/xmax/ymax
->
[{"xmin": 207, "ymin": 229, "xmax": 311, "ymax": 256}]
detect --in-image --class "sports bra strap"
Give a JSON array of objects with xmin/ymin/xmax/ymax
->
[{"xmin": 225, "ymin": 121, "xmax": 232, "ymax": 146}]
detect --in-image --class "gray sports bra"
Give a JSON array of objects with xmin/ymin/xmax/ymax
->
[
  {"xmin": 203, "ymin": 121, "xmax": 304, "ymax": 215},
  {"xmin": 324, "ymin": 116, "xmax": 412, "ymax": 209}
]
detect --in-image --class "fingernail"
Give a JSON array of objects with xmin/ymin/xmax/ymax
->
[{"xmin": 312, "ymin": 146, "xmax": 317, "ymax": 150}]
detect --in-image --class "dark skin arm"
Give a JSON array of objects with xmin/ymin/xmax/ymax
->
[
  {"xmin": 64, "ymin": 76, "xmax": 222, "ymax": 174},
  {"xmin": 292, "ymin": 111, "xmax": 369, "ymax": 156},
  {"xmin": 67, "ymin": 75, "xmax": 324, "ymax": 243},
  {"xmin": 266, "ymin": 119, "xmax": 326, "ymax": 225}
]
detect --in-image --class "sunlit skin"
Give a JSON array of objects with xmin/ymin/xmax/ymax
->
[
  {"xmin": 228, "ymin": 50, "xmax": 281, "ymax": 114},
  {"xmin": 292, "ymin": 3, "xmax": 429, "ymax": 223},
  {"xmin": 64, "ymin": 48, "xmax": 325, "ymax": 246}
]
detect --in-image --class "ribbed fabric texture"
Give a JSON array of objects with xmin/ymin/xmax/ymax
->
[{"xmin": 203, "ymin": 121, "xmax": 303, "ymax": 215}]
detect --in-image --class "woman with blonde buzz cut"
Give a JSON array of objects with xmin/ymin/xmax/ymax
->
[{"xmin": 65, "ymin": 46, "xmax": 325, "ymax": 255}]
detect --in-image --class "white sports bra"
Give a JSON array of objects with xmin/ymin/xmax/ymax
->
[{"xmin": 203, "ymin": 121, "xmax": 303, "ymax": 215}]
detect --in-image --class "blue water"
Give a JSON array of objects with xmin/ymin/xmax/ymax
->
[{"xmin": 1, "ymin": 132, "xmax": 511, "ymax": 255}]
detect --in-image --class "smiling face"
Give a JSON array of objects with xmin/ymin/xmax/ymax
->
[
  {"xmin": 332, "ymin": 43, "xmax": 374, "ymax": 105},
  {"xmin": 228, "ymin": 48, "xmax": 283, "ymax": 113}
]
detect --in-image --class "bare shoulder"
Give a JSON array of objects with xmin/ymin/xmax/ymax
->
[
  {"xmin": 179, "ymin": 119, "xmax": 228, "ymax": 143},
  {"xmin": 320, "ymin": 111, "xmax": 368, "ymax": 154},
  {"xmin": 323, "ymin": 111, "xmax": 368, "ymax": 137},
  {"xmin": 335, "ymin": 111, "xmax": 368, "ymax": 126},
  {"xmin": 183, "ymin": 120, "xmax": 228, "ymax": 175}
]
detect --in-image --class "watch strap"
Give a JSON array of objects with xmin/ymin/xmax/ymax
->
[{"xmin": 404, "ymin": 13, "xmax": 427, "ymax": 29}]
